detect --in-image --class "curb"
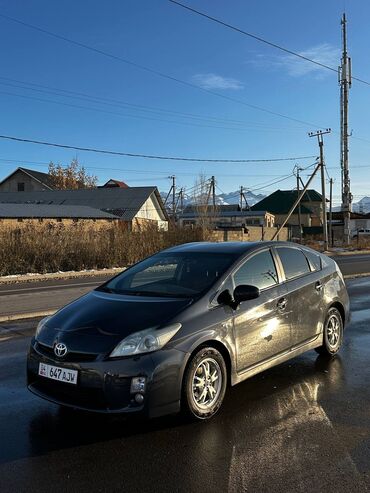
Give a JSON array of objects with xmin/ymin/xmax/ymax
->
[
  {"xmin": 343, "ymin": 272, "xmax": 370, "ymax": 280},
  {"xmin": 0, "ymin": 309, "xmax": 56, "ymax": 323},
  {"xmin": 0, "ymin": 268, "xmax": 125, "ymax": 285},
  {"xmin": 327, "ymin": 249, "xmax": 370, "ymax": 257}
]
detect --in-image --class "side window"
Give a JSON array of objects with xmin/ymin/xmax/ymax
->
[
  {"xmin": 304, "ymin": 250, "xmax": 322, "ymax": 272},
  {"xmin": 277, "ymin": 247, "xmax": 310, "ymax": 280},
  {"xmin": 233, "ymin": 250, "xmax": 278, "ymax": 291}
]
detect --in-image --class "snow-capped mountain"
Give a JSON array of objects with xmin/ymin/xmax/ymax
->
[
  {"xmin": 353, "ymin": 197, "xmax": 370, "ymax": 213},
  {"xmin": 215, "ymin": 190, "xmax": 265, "ymax": 207},
  {"xmin": 160, "ymin": 189, "xmax": 265, "ymax": 208}
]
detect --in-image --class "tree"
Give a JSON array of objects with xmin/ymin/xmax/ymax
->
[
  {"xmin": 48, "ymin": 159, "xmax": 97, "ymax": 189},
  {"xmin": 192, "ymin": 174, "xmax": 219, "ymax": 232}
]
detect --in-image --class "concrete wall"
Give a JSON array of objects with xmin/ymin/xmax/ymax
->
[
  {"xmin": 209, "ymin": 226, "xmax": 289, "ymax": 243},
  {"xmin": 274, "ymin": 213, "xmax": 311, "ymax": 227},
  {"xmin": 0, "ymin": 170, "xmax": 50, "ymax": 192}
]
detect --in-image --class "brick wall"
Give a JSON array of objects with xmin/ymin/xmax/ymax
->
[{"xmin": 209, "ymin": 226, "xmax": 288, "ymax": 243}]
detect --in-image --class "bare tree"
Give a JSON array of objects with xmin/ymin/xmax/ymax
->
[
  {"xmin": 192, "ymin": 174, "xmax": 219, "ymax": 232},
  {"xmin": 48, "ymin": 159, "xmax": 97, "ymax": 189}
]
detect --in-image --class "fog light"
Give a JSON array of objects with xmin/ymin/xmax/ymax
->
[
  {"xmin": 134, "ymin": 393, "xmax": 144, "ymax": 404},
  {"xmin": 130, "ymin": 376, "xmax": 146, "ymax": 393}
]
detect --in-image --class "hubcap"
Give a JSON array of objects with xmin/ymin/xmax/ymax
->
[
  {"xmin": 192, "ymin": 357, "xmax": 222, "ymax": 410},
  {"xmin": 326, "ymin": 314, "xmax": 341, "ymax": 348}
]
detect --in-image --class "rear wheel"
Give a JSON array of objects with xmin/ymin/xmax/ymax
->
[
  {"xmin": 182, "ymin": 346, "xmax": 227, "ymax": 420},
  {"xmin": 315, "ymin": 307, "xmax": 343, "ymax": 356}
]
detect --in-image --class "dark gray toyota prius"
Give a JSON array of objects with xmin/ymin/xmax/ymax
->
[{"xmin": 27, "ymin": 241, "xmax": 349, "ymax": 420}]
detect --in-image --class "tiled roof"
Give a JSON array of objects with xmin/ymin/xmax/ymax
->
[
  {"xmin": 0, "ymin": 203, "xmax": 119, "ymax": 219},
  {"xmin": 0, "ymin": 186, "xmax": 167, "ymax": 221},
  {"xmin": 251, "ymin": 189, "xmax": 322, "ymax": 215}
]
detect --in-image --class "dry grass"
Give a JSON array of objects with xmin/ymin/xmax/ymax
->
[{"xmin": 0, "ymin": 222, "xmax": 210, "ymax": 276}]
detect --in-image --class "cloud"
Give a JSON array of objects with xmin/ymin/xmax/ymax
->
[
  {"xmin": 192, "ymin": 73, "xmax": 244, "ymax": 90},
  {"xmin": 250, "ymin": 43, "xmax": 340, "ymax": 79}
]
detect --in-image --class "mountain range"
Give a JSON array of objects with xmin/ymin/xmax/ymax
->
[
  {"xmin": 161, "ymin": 189, "xmax": 266, "ymax": 208},
  {"xmin": 161, "ymin": 187, "xmax": 370, "ymax": 213}
]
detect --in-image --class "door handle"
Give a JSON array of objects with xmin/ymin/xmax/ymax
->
[
  {"xmin": 315, "ymin": 281, "xmax": 323, "ymax": 291},
  {"xmin": 277, "ymin": 297, "xmax": 287, "ymax": 310}
]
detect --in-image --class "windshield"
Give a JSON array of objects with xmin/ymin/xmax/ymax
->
[{"xmin": 98, "ymin": 251, "xmax": 237, "ymax": 298}]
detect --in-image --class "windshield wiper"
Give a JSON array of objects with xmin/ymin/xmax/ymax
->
[
  {"xmin": 123, "ymin": 290, "xmax": 190, "ymax": 298},
  {"xmin": 96, "ymin": 286, "xmax": 117, "ymax": 294}
]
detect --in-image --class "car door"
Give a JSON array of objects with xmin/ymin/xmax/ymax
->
[
  {"xmin": 232, "ymin": 248, "xmax": 292, "ymax": 373},
  {"xmin": 274, "ymin": 246, "xmax": 324, "ymax": 349}
]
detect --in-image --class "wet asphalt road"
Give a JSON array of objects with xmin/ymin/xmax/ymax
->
[{"xmin": 0, "ymin": 278, "xmax": 370, "ymax": 492}]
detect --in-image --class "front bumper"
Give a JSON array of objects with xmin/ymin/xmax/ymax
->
[{"xmin": 27, "ymin": 338, "xmax": 186, "ymax": 418}]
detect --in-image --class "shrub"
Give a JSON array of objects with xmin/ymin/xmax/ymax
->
[{"xmin": 0, "ymin": 222, "xmax": 210, "ymax": 276}]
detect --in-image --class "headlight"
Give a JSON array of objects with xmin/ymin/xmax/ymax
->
[
  {"xmin": 110, "ymin": 323, "xmax": 182, "ymax": 358},
  {"xmin": 35, "ymin": 316, "xmax": 51, "ymax": 339}
]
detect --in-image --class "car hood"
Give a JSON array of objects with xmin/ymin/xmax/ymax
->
[{"xmin": 36, "ymin": 290, "xmax": 192, "ymax": 355}]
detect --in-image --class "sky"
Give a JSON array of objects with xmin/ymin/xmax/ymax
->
[{"xmin": 0, "ymin": 0, "xmax": 370, "ymax": 205}]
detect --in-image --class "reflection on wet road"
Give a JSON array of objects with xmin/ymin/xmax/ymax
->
[{"xmin": 0, "ymin": 278, "xmax": 370, "ymax": 492}]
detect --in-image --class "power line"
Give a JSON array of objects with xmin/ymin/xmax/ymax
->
[
  {"xmin": 0, "ymin": 134, "xmax": 317, "ymax": 163},
  {"xmin": 0, "ymin": 12, "xmax": 327, "ymax": 128},
  {"xmin": 169, "ymin": 0, "xmax": 370, "ymax": 88},
  {"xmin": 0, "ymin": 89, "xmax": 305, "ymax": 135},
  {"xmin": 0, "ymin": 76, "xmax": 302, "ymax": 131},
  {"xmin": 0, "ymin": 158, "xmax": 298, "ymax": 179}
]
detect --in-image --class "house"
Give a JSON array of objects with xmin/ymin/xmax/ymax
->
[
  {"xmin": 0, "ymin": 203, "xmax": 120, "ymax": 227},
  {"xmin": 99, "ymin": 179, "xmax": 129, "ymax": 189},
  {"xmin": 0, "ymin": 167, "xmax": 55, "ymax": 192},
  {"xmin": 177, "ymin": 204, "xmax": 275, "ymax": 229},
  {"xmin": 330, "ymin": 211, "xmax": 370, "ymax": 238},
  {"xmin": 251, "ymin": 189, "xmax": 324, "ymax": 228},
  {"xmin": 0, "ymin": 187, "xmax": 168, "ymax": 231}
]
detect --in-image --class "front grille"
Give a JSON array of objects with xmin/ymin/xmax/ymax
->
[
  {"xmin": 35, "ymin": 341, "xmax": 98, "ymax": 362},
  {"xmin": 30, "ymin": 378, "xmax": 107, "ymax": 410}
]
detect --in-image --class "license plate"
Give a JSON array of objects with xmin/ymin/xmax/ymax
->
[{"xmin": 38, "ymin": 363, "xmax": 78, "ymax": 385}]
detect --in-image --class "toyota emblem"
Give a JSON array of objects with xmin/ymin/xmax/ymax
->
[{"xmin": 54, "ymin": 342, "xmax": 68, "ymax": 357}]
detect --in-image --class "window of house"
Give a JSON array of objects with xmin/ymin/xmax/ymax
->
[
  {"xmin": 17, "ymin": 182, "xmax": 25, "ymax": 191},
  {"xmin": 276, "ymin": 247, "xmax": 311, "ymax": 280},
  {"xmin": 233, "ymin": 250, "xmax": 278, "ymax": 290}
]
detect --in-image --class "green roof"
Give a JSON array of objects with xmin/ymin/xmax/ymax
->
[{"xmin": 251, "ymin": 189, "xmax": 322, "ymax": 215}]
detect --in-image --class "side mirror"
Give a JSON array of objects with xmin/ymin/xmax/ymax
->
[
  {"xmin": 233, "ymin": 285, "xmax": 260, "ymax": 305},
  {"xmin": 217, "ymin": 289, "xmax": 233, "ymax": 306}
]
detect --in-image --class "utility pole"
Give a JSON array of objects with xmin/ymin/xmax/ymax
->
[
  {"xmin": 211, "ymin": 176, "xmax": 216, "ymax": 212},
  {"xmin": 179, "ymin": 187, "xmax": 184, "ymax": 212},
  {"xmin": 329, "ymin": 178, "xmax": 333, "ymax": 246},
  {"xmin": 171, "ymin": 175, "xmax": 176, "ymax": 216},
  {"xmin": 239, "ymin": 186, "xmax": 250, "ymax": 211},
  {"xmin": 272, "ymin": 160, "xmax": 321, "ymax": 240},
  {"xmin": 163, "ymin": 175, "xmax": 177, "ymax": 220},
  {"xmin": 339, "ymin": 13, "xmax": 352, "ymax": 245},
  {"xmin": 294, "ymin": 165, "xmax": 303, "ymax": 243},
  {"xmin": 308, "ymin": 129, "xmax": 331, "ymax": 251}
]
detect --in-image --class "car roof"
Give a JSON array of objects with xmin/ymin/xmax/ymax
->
[{"xmin": 163, "ymin": 241, "xmax": 299, "ymax": 255}]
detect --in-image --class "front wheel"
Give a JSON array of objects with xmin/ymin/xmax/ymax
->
[
  {"xmin": 315, "ymin": 307, "xmax": 344, "ymax": 356},
  {"xmin": 182, "ymin": 346, "xmax": 227, "ymax": 420}
]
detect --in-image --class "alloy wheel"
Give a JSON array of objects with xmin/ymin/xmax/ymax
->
[{"xmin": 191, "ymin": 357, "xmax": 222, "ymax": 410}]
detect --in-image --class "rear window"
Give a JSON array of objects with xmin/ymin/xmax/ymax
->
[
  {"xmin": 277, "ymin": 247, "xmax": 310, "ymax": 280},
  {"xmin": 304, "ymin": 250, "xmax": 322, "ymax": 271}
]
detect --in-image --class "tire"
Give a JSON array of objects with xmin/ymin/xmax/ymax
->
[
  {"xmin": 315, "ymin": 307, "xmax": 344, "ymax": 356},
  {"xmin": 182, "ymin": 346, "xmax": 227, "ymax": 420}
]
